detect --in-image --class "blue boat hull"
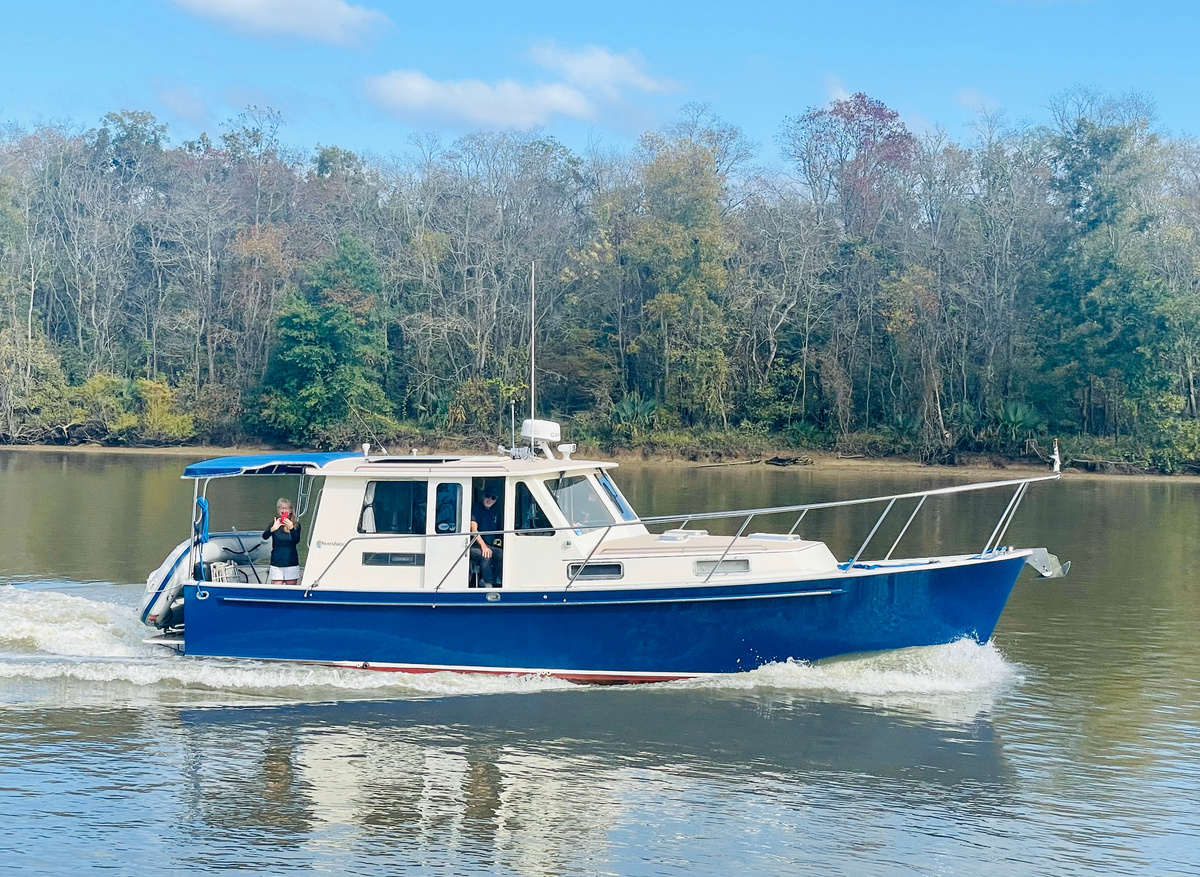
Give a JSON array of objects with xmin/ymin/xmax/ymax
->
[{"xmin": 178, "ymin": 552, "xmax": 1029, "ymax": 681}]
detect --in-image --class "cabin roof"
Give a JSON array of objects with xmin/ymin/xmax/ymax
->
[
  {"xmin": 183, "ymin": 452, "xmax": 362, "ymax": 478},
  {"xmin": 314, "ymin": 454, "xmax": 617, "ymax": 478},
  {"xmin": 183, "ymin": 451, "xmax": 615, "ymax": 479}
]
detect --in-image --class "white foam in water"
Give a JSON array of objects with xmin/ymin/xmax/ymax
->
[
  {"xmin": 692, "ymin": 638, "xmax": 1020, "ymax": 695},
  {"xmin": 0, "ymin": 584, "xmax": 149, "ymax": 657},
  {"xmin": 675, "ymin": 638, "xmax": 1024, "ymax": 721},
  {"xmin": 0, "ymin": 583, "xmax": 574, "ymax": 705},
  {"xmin": 0, "ymin": 655, "xmax": 576, "ymax": 698}
]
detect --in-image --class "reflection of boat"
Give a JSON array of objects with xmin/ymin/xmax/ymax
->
[
  {"xmin": 139, "ymin": 421, "xmax": 1068, "ymax": 682},
  {"xmin": 172, "ymin": 691, "xmax": 1012, "ymax": 875},
  {"xmin": 177, "ymin": 688, "xmax": 1012, "ymax": 814}
]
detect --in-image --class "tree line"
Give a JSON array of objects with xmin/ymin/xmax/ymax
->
[{"xmin": 2, "ymin": 91, "xmax": 1200, "ymax": 470}]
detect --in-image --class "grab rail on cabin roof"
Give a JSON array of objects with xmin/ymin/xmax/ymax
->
[{"xmin": 300, "ymin": 472, "xmax": 1060, "ymax": 593}]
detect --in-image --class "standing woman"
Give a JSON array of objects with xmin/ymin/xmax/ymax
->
[{"xmin": 263, "ymin": 497, "xmax": 302, "ymax": 585}]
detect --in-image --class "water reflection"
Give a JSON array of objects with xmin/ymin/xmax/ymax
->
[
  {"xmin": 5, "ymin": 453, "xmax": 1200, "ymax": 874},
  {"xmin": 0, "ymin": 449, "xmax": 307, "ymax": 583},
  {"xmin": 170, "ymin": 689, "xmax": 1011, "ymax": 875}
]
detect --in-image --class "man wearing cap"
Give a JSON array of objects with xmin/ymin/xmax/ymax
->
[{"xmin": 470, "ymin": 486, "xmax": 504, "ymax": 587}]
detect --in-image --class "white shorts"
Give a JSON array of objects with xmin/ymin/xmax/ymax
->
[{"xmin": 269, "ymin": 565, "xmax": 301, "ymax": 582}]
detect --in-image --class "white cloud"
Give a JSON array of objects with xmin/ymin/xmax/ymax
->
[
  {"xmin": 365, "ymin": 71, "xmax": 594, "ymax": 127},
  {"xmin": 365, "ymin": 43, "xmax": 672, "ymax": 129},
  {"xmin": 529, "ymin": 44, "xmax": 673, "ymax": 99},
  {"xmin": 824, "ymin": 75, "xmax": 851, "ymax": 103},
  {"xmin": 171, "ymin": 0, "xmax": 388, "ymax": 47}
]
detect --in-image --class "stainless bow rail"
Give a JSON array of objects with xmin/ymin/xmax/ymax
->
[
  {"xmin": 300, "ymin": 471, "xmax": 1061, "ymax": 594},
  {"xmin": 645, "ymin": 472, "xmax": 1060, "ymax": 583}
]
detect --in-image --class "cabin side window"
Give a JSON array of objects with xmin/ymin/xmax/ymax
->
[
  {"xmin": 693, "ymin": 558, "xmax": 751, "ymax": 575},
  {"xmin": 567, "ymin": 562, "xmax": 624, "ymax": 580},
  {"xmin": 359, "ymin": 481, "xmax": 428, "ymax": 535},
  {"xmin": 515, "ymin": 482, "xmax": 554, "ymax": 536}
]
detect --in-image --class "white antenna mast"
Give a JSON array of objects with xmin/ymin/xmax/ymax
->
[{"xmin": 529, "ymin": 260, "xmax": 536, "ymax": 448}]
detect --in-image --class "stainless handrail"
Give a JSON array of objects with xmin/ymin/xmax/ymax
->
[
  {"xmin": 848, "ymin": 497, "xmax": 895, "ymax": 570},
  {"xmin": 987, "ymin": 481, "xmax": 1030, "ymax": 553},
  {"xmin": 296, "ymin": 471, "xmax": 1059, "ymax": 593},
  {"xmin": 982, "ymin": 482, "xmax": 1025, "ymax": 554},
  {"xmin": 565, "ymin": 524, "xmax": 614, "ymax": 590},
  {"xmin": 885, "ymin": 496, "xmax": 925, "ymax": 560},
  {"xmin": 702, "ymin": 514, "xmax": 755, "ymax": 584},
  {"xmin": 637, "ymin": 473, "xmax": 1059, "ymax": 526}
]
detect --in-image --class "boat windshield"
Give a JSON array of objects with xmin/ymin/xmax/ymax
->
[
  {"xmin": 547, "ymin": 475, "xmax": 617, "ymax": 530},
  {"xmin": 596, "ymin": 471, "xmax": 637, "ymax": 522}
]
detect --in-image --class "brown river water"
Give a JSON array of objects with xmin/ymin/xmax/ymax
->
[{"xmin": 0, "ymin": 448, "xmax": 1196, "ymax": 876}]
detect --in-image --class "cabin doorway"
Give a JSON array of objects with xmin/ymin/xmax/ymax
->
[
  {"xmin": 425, "ymin": 478, "xmax": 470, "ymax": 589},
  {"xmin": 469, "ymin": 477, "xmax": 506, "ymax": 587},
  {"xmin": 504, "ymin": 479, "xmax": 560, "ymax": 589}
]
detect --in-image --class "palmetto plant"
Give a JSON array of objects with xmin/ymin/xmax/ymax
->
[
  {"xmin": 612, "ymin": 390, "xmax": 659, "ymax": 440},
  {"xmin": 994, "ymin": 401, "xmax": 1045, "ymax": 446}
]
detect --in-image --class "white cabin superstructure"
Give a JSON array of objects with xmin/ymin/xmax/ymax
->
[{"xmin": 299, "ymin": 453, "xmax": 840, "ymax": 594}]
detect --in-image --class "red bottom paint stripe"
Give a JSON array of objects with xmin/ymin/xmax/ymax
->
[{"xmin": 325, "ymin": 661, "xmax": 698, "ymax": 685}]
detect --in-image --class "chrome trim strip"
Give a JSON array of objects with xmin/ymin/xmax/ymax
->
[{"xmin": 217, "ymin": 587, "xmax": 847, "ymax": 608}]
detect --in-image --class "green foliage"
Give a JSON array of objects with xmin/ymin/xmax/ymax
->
[
  {"xmin": 944, "ymin": 402, "xmax": 984, "ymax": 447},
  {"xmin": 835, "ymin": 429, "xmax": 916, "ymax": 458},
  {"xmin": 446, "ymin": 377, "xmax": 524, "ymax": 435},
  {"xmin": 255, "ymin": 237, "xmax": 396, "ymax": 447},
  {"xmin": 134, "ymin": 379, "xmax": 195, "ymax": 443},
  {"xmin": 1031, "ymin": 106, "xmax": 1171, "ymax": 437},
  {"xmin": 987, "ymin": 401, "xmax": 1046, "ymax": 452},
  {"xmin": 0, "ymin": 328, "xmax": 72, "ymax": 442},
  {"xmin": 0, "ymin": 176, "xmax": 21, "ymax": 251},
  {"xmin": 259, "ymin": 295, "xmax": 393, "ymax": 447},
  {"xmin": 611, "ymin": 389, "xmax": 659, "ymax": 443},
  {"xmin": 782, "ymin": 421, "xmax": 831, "ymax": 450},
  {"xmin": 59, "ymin": 376, "xmax": 196, "ymax": 445},
  {"xmin": 306, "ymin": 234, "xmax": 382, "ymax": 316},
  {"xmin": 5, "ymin": 95, "xmax": 1200, "ymax": 477},
  {"xmin": 415, "ymin": 391, "xmax": 454, "ymax": 430},
  {"xmin": 1, "ymin": 330, "xmax": 198, "ymax": 445},
  {"xmin": 613, "ymin": 427, "xmax": 775, "ymax": 461},
  {"xmin": 189, "ymin": 384, "xmax": 245, "ymax": 446},
  {"xmin": 625, "ymin": 139, "xmax": 733, "ymax": 426},
  {"xmin": 536, "ymin": 327, "xmax": 619, "ymax": 416},
  {"xmin": 1145, "ymin": 417, "xmax": 1200, "ymax": 473},
  {"xmin": 72, "ymin": 375, "xmax": 138, "ymax": 441}
]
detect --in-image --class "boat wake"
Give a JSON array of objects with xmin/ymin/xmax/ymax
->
[
  {"xmin": 0, "ymin": 582, "xmax": 148, "ymax": 658},
  {"xmin": 0, "ymin": 582, "xmax": 574, "ymax": 706},
  {"xmin": 694, "ymin": 637, "xmax": 1020, "ymax": 695},
  {"xmin": 677, "ymin": 638, "xmax": 1023, "ymax": 721},
  {"xmin": 0, "ymin": 582, "xmax": 1021, "ymax": 714}
]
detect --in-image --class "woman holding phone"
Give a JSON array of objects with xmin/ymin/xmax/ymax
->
[{"xmin": 263, "ymin": 497, "xmax": 302, "ymax": 585}]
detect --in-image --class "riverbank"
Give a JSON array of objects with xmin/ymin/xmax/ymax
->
[{"xmin": 0, "ymin": 441, "xmax": 1179, "ymax": 481}]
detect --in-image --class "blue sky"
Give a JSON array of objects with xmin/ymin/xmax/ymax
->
[{"xmin": 2, "ymin": 0, "xmax": 1197, "ymax": 161}]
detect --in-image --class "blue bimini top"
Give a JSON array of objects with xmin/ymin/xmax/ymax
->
[{"xmin": 182, "ymin": 452, "xmax": 362, "ymax": 479}]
